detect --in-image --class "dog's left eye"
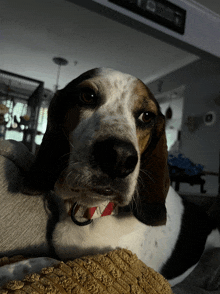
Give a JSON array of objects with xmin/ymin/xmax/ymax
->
[
  {"xmin": 138, "ymin": 111, "xmax": 155, "ymax": 124},
  {"xmin": 80, "ymin": 89, "xmax": 97, "ymax": 105}
]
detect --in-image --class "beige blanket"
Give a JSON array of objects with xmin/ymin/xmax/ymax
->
[{"xmin": 0, "ymin": 140, "xmax": 49, "ymax": 257}]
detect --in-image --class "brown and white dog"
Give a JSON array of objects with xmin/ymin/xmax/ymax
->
[{"xmin": 2, "ymin": 68, "xmax": 220, "ymax": 286}]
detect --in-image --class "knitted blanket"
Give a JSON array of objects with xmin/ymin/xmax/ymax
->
[{"xmin": 0, "ymin": 249, "xmax": 173, "ymax": 293}]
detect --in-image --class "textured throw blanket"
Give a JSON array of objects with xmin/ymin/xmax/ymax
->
[
  {"xmin": 0, "ymin": 249, "xmax": 173, "ymax": 293},
  {"xmin": 0, "ymin": 248, "xmax": 220, "ymax": 293}
]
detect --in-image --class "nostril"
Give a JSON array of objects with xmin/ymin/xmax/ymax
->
[
  {"xmin": 91, "ymin": 137, "xmax": 138, "ymax": 179},
  {"xmin": 125, "ymin": 155, "xmax": 138, "ymax": 170},
  {"xmin": 91, "ymin": 140, "xmax": 116, "ymax": 172},
  {"xmin": 116, "ymin": 154, "xmax": 138, "ymax": 178}
]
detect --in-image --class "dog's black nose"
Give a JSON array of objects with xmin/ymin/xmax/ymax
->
[{"xmin": 91, "ymin": 137, "xmax": 138, "ymax": 179}]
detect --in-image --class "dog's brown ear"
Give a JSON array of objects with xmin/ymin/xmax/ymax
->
[{"xmin": 132, "ymin": 113, "xmax": 170, "ymax": 226}]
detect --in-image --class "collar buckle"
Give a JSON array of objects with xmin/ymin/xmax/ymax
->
[
  {"xmin": 70, "ymin": 201, "xmax": 118, "ymax": 226},
  {"xmin": 71, "ymin": 202, "xmax": 93, "ymax": 226}
]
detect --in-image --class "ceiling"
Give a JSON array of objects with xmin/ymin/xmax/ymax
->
[{"xmin": 1, "ymin": 0, "xmax": 219, "ymax": 92}]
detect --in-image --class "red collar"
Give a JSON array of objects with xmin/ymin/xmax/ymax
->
[{"xmin": 65, "ymin": 200, "xmax": 118, "ymax": 226}]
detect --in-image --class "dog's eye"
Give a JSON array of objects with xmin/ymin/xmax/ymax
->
[
  {"xmin": 138, "ymin": 111, "xmax": 155, "ymax": 124},
  {"xmin": 80, "ymin": 89, "xmax": 97, "ymax": 105}
]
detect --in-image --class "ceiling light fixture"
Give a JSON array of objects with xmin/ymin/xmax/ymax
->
[{"xmin": 53, "ymin": 57, "xmax": 68, "ymax": 92}]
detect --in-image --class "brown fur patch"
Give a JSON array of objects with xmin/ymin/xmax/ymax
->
[
  {"xmin": 132, "ymin": 80, "xmax": 159, "ymax": 155},
  {"xmin": 137, "ymin": 130, "xmax": 151, "ymax": 155},
  {"xmin": 132, "ymin": 80, "xmax": 158, "ymax": 114}
]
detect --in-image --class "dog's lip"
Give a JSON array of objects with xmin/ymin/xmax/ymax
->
[
  {"xmin": 70, "ymin": 186, "xmax": 115, "ymax": 196},
  {"xmin": 91, "ymin": 186, "xmax": 114, "ymax": 196}
]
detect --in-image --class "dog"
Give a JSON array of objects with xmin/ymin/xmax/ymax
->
[{"xmin": 1, "ymin": 68, "xmax": 220, "ymax": 286}]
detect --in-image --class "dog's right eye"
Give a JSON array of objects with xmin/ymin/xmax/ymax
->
[{"xmin": 79, "ymin": 89, "xmax": 97, "ymax": 105}]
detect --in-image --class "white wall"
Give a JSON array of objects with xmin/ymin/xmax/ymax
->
[
  {"xmin": 148, "ymin": 59, "xmax": 220, "ymax": 196},
  {"xmin": 181, "ymin": 74, "xmax": 220, "ymax": 195}
]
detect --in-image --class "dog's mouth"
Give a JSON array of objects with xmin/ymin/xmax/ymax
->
[
  {"xmin": 55, "ymin": 170, "xmax": 128, "ymax": 204},
  {"xmin": 68, "ymin": 186, "xmax": 117, "ymax": 207},
  {"xmin": 57, "ymin": 183, "xmax": 129, "ymax": 207},
  {"xmin": 71, "ymin": 186, "xmax": 114, "ymax": 197},
  {"xmin": 91, "ymin": 187, "xmax": 114, "ymax": 196}
]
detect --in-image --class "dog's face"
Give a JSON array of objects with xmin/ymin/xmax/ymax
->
[
  {"xmin": 24, "ymin": 68, "xmax": 169, "ymax": 225},
  {"xmin": 54, "ymin": 68, "xmax": 160, "ymax": 207}
]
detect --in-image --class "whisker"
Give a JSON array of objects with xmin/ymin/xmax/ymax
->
[
  {"xmin": 137, "ymin": 175, "xmax": 145, "ymax": 187},
  {"xmin": 82, "ymin": 174, "xmax": 91, "ymax": 186},
  {"xmin": 131, "ymin": 186, "xmax": 140, "ymax": 212},
  {"xmin": 68, "ymin": 161, "xmax": 82, "ymax": 168},
  {"xmin": 66, "ymin": 170, "xmax": 73, "ymax": 181},
  {"xmin": 62, "ymin": 130, "xmax": 75, "ymax": 149},
  {"xmin": 59, "ymin": 152, "xmax": 71, "ymax": 160},
  {"xmin": 140, "ymin": 168, "xmax": 155, "ymax": 183}
]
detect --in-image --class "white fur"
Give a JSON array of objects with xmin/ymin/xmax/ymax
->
[{"xmin": 53, "ymin": 186, "xmax": 186, "ymax": 285}]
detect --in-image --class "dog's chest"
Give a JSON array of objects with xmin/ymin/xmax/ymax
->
[{"xmin": 52, "ymin": 192, "xmax": 182, "ymax": 272}]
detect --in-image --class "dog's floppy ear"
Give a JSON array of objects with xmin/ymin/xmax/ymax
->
[
  {"xmin": 21, "ymin": 89, "xmax": 71, "ymax": 194},
  {"xmin": 22, "ymin": 68, "xmax": 101, "ymax": 194},
  {"xmin": 132, "ymin": 112, "xmax": 170, "ymax": 226}
]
